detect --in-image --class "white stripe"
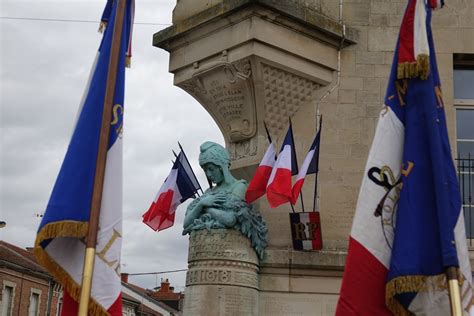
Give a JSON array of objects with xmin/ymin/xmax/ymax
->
[
  {"xmin": 295, "ymin": 149, "xmax": 315, "ymax": 182},
  {"xmin": 302, "ymin": 240, "xmax": 313, "ymax": 250},
  {"xmin": 455, "ymin": 209, "xmax": 474, "ymax": 314},
  {"xmin": 414, "ymin": 0, "xmax": 429, "ymax": 59},
  {"xmin": 267, "ymin": 145, "xmax": 292, "ymax": 188},
  {"xmin": 298, "ymin": 213, "xmax": 312, "ymax": 250},
  {"xmin": 47, "ymin": 138, "xmax": 123, "ymax": 309},
  {"xmin": 154, "ymin": 168, "xmax": 178, "ymax": 202},
  {"xmin": 69, "ymin": 53, "xmax": 100, "ymax": 140},
  {"xmin": 351, "ymin": 107, "xmax": 404, "ymax": 268},
  {"xmin": 260, "ymin": 143, "xmax": 276, "ymax": 167}
]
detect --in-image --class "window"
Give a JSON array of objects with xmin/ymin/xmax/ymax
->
[
  {"xmin": 56, "ymin": 296, "xmax": 62, "ymax": 316},
  {"xmin": 1, "ymin": 286, "xmax": 14, "ymax": 316},
  {"xmin": 28, "ymin": 291, "xmax": 40, "ymax": 316},
  {"xmin": 454, "ymin": 54, "xmax": 474, "ymax": 240}
]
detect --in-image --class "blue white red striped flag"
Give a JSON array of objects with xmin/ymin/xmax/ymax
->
[
  {"xmin": 245, "ymin": 142, "xmax": 277, "ymax": 204},
  {"xmin": 291, "ymin": 118, "xmax": 322, "ymax": 205},
  {"xmin": 336, "ymin": 1, "xmax": 473, "ymax": 315},
  {"xmin": 34, "ymin": 1, "xmax": 134, "ymax": 315},
  {"xmin": 266, "ymin": 123, "xmax": 298, "ymax": 208},
  {"xmin": 142, "ymin": 151, "xmax": 199, "ymax": 231}
]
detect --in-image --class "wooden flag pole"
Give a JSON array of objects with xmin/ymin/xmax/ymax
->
[
  {"xmin": 78, "ymin": 0, "xmax": 127, "ymax": 314},
  {"xmin": 446, "ymin": 267, "xmax": 463, "ymax": 316}
]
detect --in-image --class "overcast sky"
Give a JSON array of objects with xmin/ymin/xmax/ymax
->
[{"xmin": 0, "ymin": 0, "xmax": 223, "ymax": 292}]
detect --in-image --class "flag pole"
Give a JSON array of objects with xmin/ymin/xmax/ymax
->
[
  {"xmin": 312, "ymin": 115, "xmax": 322, "ymax": 212},
  {"xmin": 263, "ymin": 121, "xmax": 273, "ymax": 144},
  {"xmin": 289, "ymin": 117, "xmax": 304, "ymax": 212},
  {"xmin": 78, "ymin": 0, "xmax": 127, "ymax": 314},
  {"xmin": 446, "ymin": 267, "xmax": 463, "ymax": 316}
]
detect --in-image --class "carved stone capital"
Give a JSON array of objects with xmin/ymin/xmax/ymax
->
[{"xmin": 180, "ymin": 58, "xmax": 256, "ymax": 143}]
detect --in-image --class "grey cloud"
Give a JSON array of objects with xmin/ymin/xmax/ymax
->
[{"xmin": 1, "ymin": 0, "xmax": 224, "ymax": 292}]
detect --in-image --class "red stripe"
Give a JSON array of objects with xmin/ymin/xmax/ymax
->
[
  {"xmin": 291, "ymin": 178, "xmax": 305, "ymax": 205},
  {"xmin": 266, "ymin": 168, "xmax": 293, "ymax": 208},
  {"xmin": 107, "ymin": 294, "xmax": 123, "ymax": 315},
  {"xmin": 61, "ymin": 290, "xmax": 122, "ymax": 315},
  {"xmin": 245, "ymin": 165, "xmax": 273, "ymax": 203},
  {"xmin": 398, "ymin": 0, "xmax": 417, "ymax": 64},
  {"xmin": 142, "ymin": 190, "xmax": 176, "ymax": 231},
  {"xmin": 308, "ymin": 212, "xmax": 323, "ymax": 250},
  {"xmin": 336, "ymin": 237, "xmax": 392, "ymax": 316}
]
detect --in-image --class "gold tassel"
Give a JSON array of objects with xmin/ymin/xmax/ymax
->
[
  {"xmin": 125, "ymin": 56, "xmax": 131, "ymax": 68},
  {"xmin": 385, "ymin": 274, "xmax": 448, "ymax": 316},
  {"xmin": 98, "ymin": 21, "xmax": 107, "ymax": 33},
  {"xmin": 34, "ymin": 222, "xmax": 110, "ymax": 316},
  {"xmin": 397, "ymin": 54, "xmax": 430, "ymax": 80}
]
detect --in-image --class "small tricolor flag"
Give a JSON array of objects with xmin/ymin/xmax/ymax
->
[
  {"xmin": 291, "ymin": 118, "xmax": 322, "ymax": 205},
  {"xmin": 290, "ymin": 212, "xmax": 322, "ymax": 251},
  {"xmin": 142, "ymin": 152, "xmax": 199, "ymax": 231},
  {"xmin": 245, "ymin": 142, "xmax": 277, "ymax": 204},
  {"xmin": 34, "ymin": 1, "xmax": 134, "ymax": 315},
  {"xmin": 266, "ymin": 123, "xmax": 298, "ymax": 208}
]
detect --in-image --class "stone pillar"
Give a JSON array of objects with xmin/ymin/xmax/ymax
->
[
  {"xmin": 154, "ymin": 0, "xmax": 357, "ymax": 180},
  {"xmin": 153, "ymin": 1, "xmax": 360, "ymax": 314},
  {"xmin": 183, "ymin": 229, "xmax": 259, "ymax": 315}
]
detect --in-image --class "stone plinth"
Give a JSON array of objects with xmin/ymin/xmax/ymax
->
[{"xmin": 183, "ymin": 229, "xmax": 259, "ymax": 315}]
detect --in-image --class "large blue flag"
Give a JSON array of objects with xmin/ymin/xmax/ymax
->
[
  {"xmin": 34, "ymin": 1, "xmax": 134, "ymax": 315},
  {"xmin": 337, "ymin": 1, "xmax": 473, "ymax": 315}
]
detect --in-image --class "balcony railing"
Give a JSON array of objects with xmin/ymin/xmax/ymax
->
[{"xmin": 457, "ymin": 154, "xmax": 474, "ymax": 245}]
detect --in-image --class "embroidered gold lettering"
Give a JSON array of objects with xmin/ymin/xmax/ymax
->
[
  {"xmin": 401, "ymin": 161, "xmax": 414, "ymax": 177},
  {"xmin": 395, "ymin": 80, "xmax": 408, "ymax": 106},
  {"xmin": 96, "ymin": 229, "xmax": 121, "ymax": 268}
]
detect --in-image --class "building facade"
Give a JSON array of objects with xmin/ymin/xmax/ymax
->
[{"xmin": 0, "ymin": 241, "xmax": 61, "ymax": 316}]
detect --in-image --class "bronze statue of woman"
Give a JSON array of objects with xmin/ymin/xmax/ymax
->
[{"xmin": 183, "ymin": 141, "xmax": 267, "ymax": 259}]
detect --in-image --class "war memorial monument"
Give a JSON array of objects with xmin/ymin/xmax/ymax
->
[{"xmin": 152, "ymin": 0, "xmax": 474, "ymax": 315}]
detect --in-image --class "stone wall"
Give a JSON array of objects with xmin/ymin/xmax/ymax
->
[{"xmin": 310, "ymin": 0, "xmax": 474, "ymax": 252}]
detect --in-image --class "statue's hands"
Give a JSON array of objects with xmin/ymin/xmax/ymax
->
[{"xmin": 199, "ymin": 193, "xmax": 227, "ymax": 208}]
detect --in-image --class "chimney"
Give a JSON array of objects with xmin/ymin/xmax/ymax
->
[
  {"xmin": 121, "ymin": 273, "xmax": 129, "ymax": 283},
  {"xmin": 159, "ymin": 278, "xmax": 170, "ymax": 293}
]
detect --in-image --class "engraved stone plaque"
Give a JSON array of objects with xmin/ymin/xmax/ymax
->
[
  {"xmin": 180, "ymin": 59, "xmax": 257, "ymax": 143},
  {"xmin": 183, "ymin": 229, "xmax": 260, "ymax": 315}
]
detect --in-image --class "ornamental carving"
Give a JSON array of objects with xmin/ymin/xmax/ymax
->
[
  {"xmin": 262, "ymin": 63, "xmax": 321, "ymax": 138},
  {"xmin": 179, "ymin": 59, "xmax": 257, "ymax": 143}
]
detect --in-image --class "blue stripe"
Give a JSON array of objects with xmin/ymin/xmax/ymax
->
[{"xmin": 38, "ymin": 0, "xmax": 132, "ymax": 231}]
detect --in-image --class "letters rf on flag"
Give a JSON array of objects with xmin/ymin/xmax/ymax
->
[{"xmin": 34, "ymin": 1, "xmax": 135, "ymax": 315}]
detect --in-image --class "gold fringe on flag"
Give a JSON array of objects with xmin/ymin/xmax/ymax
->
[
  {"xmin": 397, "ymin": 54, "xmax": 430, "ymax": 80},
  {"xmin": 98, "ymin": 21, "xmax": 107, "ymax": 33},
  {"xmin": 385, "ymin": 273, "xmax": 453, "ymax": 316},
  {"xmin": 34, "ymin": 221, "xmax": 110, "ymax": 316}
]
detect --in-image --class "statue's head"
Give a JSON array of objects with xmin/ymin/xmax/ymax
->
[{"xmin": 199, "ymin": 141, "xmax": 233, "ymax": 185}]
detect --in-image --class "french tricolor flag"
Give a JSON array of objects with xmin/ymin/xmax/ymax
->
[
  {"xmin": 291, "ymin": 118, "xmax": 322, "ymax": 205},
  {"xmin": 245, "ymin": 142, "xmax": 276, "ymax": 203},
  {"xmin": 266, "ymin": 123, "xmax": 298, "ymax": 208},
  {"xmin": 143, "ymin": 152, "xmax": 198, "ymax": 231},
  {"xmin": 336, "ymin": 1, "xmax": 473, "ymax": 315}
]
